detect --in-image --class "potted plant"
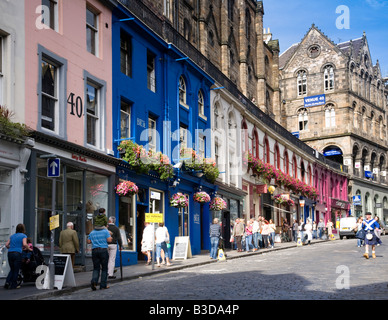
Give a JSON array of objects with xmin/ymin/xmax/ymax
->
[
  {"xmin": 193, "ymin": 191, "xmax": 211, "ymax": 203},
  {"xmin": 169, "ymin": 192, "xmax": 189, "ymax": 208},
  {"xmin": 115, "ymin": 180, "xmax": 139, "ymax": 196},
  {"xmin": 209, "ymin": 197, "xmax": 227, "ymax": 211}
]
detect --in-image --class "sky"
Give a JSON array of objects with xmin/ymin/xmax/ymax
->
[{"xmin": 263, "ymin": 0, "xmax": 388, "ymax": 77}]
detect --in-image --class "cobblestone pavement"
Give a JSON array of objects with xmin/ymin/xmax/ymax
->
[{"xmin": 45, "ymin": 239, "xmax": 388, "ymax": 300}]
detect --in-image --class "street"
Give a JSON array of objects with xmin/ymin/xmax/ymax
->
[{"xmin": 44, "ymin": 239, "xmax": 388, "ymax": 301}]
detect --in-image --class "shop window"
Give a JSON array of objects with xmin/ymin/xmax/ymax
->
[
  {"xmin": 0, "ymin": 166, "xmax": 12, "ymax": 243},
  {"xmin": 118, "ymin": 195, "xmax": 135, "ymax": 251},
  {"xmin": 178, "ymin": 193, "xmax": 189, "ymax": 237}
]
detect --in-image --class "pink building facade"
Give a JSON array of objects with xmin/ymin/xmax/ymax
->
[
  {"xmin": 23, "ymin": 0, "xmax": 117, "ymax": 268},
  {"xmin": 314, "ymin": 163, "xmax": 350, "ymax": 228}
]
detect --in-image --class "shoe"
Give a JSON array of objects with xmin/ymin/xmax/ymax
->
[
  {"xmin": 100, "ymin": 286, "xmax": 110, "ymax": 290},
  {"xmin": 108, "ymin": 276, "xmax": 116, "ymax": 279},
  {"xmin": 91, "ymin": 282, "xmax": 97, "ymax": 291},
  {"xmin": 4, "ymin": 283, "xmax": 9, "ymax": 289},
  {"xmin": 166, "ymin": 263, "xmax": 172, "ymax": 266},
  {"xmin": 372, "ymin": 253, "xmax": 376, "ymax": 259},
  {"xmin": 363, "ymin": 253, "xmax": 369, "ymax": 259}
]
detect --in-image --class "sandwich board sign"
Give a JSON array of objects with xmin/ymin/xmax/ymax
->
[
  {"xmin": 53, "ymin": 254, "xmax": 76, "ymax": 290},
  {"xmin": 172, "ymin": 236, "xmax": 192, "ymax": 260}
]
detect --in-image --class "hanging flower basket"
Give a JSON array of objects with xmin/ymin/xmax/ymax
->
[
  {"xmin": 115, "ymin": 180, "xmax": 139, "ymax": 196},
  {"xmin": 209, "ymin": 197, "xmax": 227, "ymax": 211},
  {"xmin": 193, "ymin": 191, "xmax": 211, "ymax": 203},
  {"xmin": 170, "ymin": 192, "xmax": 189, "ymax": 208}
]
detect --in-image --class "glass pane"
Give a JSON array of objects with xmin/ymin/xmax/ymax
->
[
  {"xmin": 41, "ymin": 61, "xmax": 56, "ymax": 97},
  {"xmin": 118, "ymin": 196, "xmax": 135, "ymax": 251}
]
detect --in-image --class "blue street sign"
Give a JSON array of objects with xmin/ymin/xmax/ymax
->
[
  {"xmin": 304, "ymin": 94, "xmax": 325, "ymax": 108},
  {"xmin": 47, "ymin": 158, "xmax": 60, "ymax": 177},
  {"xmin": 353, "ymin": 195, "xmax": 361, "ymax": 206}
]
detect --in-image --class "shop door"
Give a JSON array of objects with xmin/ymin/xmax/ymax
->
[
  {"xmin": 222, "ymin": 210, "xmax": 231, "ymax": 249},
  {"xmin": 136, "ymin": 205, "xmax": 147, "ymax": 260}
]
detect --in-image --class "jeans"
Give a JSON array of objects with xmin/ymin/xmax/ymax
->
[
  {"xmin": 318, "ymin": 228, "xmax": 323, "ymax": 239},
  {"xmin": 91, "ymin": 248, "xmax": 109, "ymax": 288},
  {"xmin": 253, "ymin": 232, "xmax": 259, "ymax": 249},
  {"xmin": 313, "ymin": 230, "xmax": 317, "ymax": 239},
  {"xmin": 245, "ymin": 234, "xmax": 253, "ymax": 251},
  {"xmin": 357, "ymin": 238, "xmax": 363, "ymax": 247},
  {"xmin": 210, "ymin": 237, "xmax": 219, "ymax": 259},
  {"xmin": 262, "ymin": 235, "xmax": 269, "ymax": 248},
  {"xmin": 6, "ymin": 251, "xmax": 22, "ymax": 289},
  {"xmin": 156, "ymin": 242, "xmax": 168, "ymax": 260},
  {"xmin": 269, "ymin": 232, "xmax": 275, "ymax": 247},
  {"xmin": 293, "ymin": 230, "xmax": 298, "ymax": 242}
]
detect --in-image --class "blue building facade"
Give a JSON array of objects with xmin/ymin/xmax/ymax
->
[{"xmin": 112, "ymin": 4, "xmax": 216, "ymax": 266}]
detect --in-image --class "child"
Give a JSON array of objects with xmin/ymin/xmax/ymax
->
[{"xmin": 21, "ymin": 238, "xmax": 33, "ymax": 264}]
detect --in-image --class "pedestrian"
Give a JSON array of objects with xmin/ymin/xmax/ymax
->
[
  {"xmin": 326, "ymin": 219, "xmax": 333, "ymax": 238},
  {"xmin": 4, "ymin": 224, "xmax": 28, "ymax": 289},
  {"xmin": 209, "ymin": 218, "xmax": 221, "ymax": 259},
  {"xmin": 304, "ymin": 219, "xmax": 313, "ymax": 245},
  {"xmin": 95, "ymin": 208, "xmax": 108, "ymax": 229},
  {"xmin": 268, "ymin": 219, "xmax": 276, "ymax": 248},
  {"xmin": 355, "ymin": 217, "xmax": 364, "ymax": 247},
  {"xmin": 252, "ymin": 218, "xmax": 260, "ymax": 251},
  {"xmin": 374, "ymin": 216, "xmax": 383, "ymax": 246},
  {"xmin": 232, "ymin": 218, "xmax": 244, "ymax": 252},
  {"xmin": 292, "ymin": 219, "xmax": 299, "ymax": 242},
  {"xmin": 87, "ymin": 222, "xmax": 112, "ymax": 290},
  {"xmin": 317, "ymin": 219, "xmax": 325, "ymax": 239},
  {"xmin": 245, "ymin": 220, "xmax": 253, "ymax": 252},
  {"xmin": 362, "ymin": 212, "xmax": 380, "ymax": 259},
  {"xmin": 155, "ymin": 222, "xmax": 172, "ymax": 266},
  {"xmin": 282, "ymin": 218, "xmax": 290, "ymax": 242},
  {"xmin": 59, "ymin": 222, "xmax": 80, "ymax": 268},
  {"xmin": 261, "ymin": 220, "xmax": 270, "ymax": 248},
  {"xmin": 107, "ymin": 216, "xmax": 123, "ymax": 279},
  {"xmin": 141, "ymin": 222, "xmax": 153, "ymax": 265},
  {"xmin": 298, "ymin": 219, "xmax": 305, "ymax": 243},
  {"xmin": 312, "ymin": 221, "xmax": 317, "ymax": 239}
]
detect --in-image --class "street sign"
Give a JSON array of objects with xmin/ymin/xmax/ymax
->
[
  {"xmin": 49, "ymin": 214, "xmax": 59, "ymax": 230},
  {"xmin": 47, "ymin": 158, "xmax": 60, "ymax": 177}
]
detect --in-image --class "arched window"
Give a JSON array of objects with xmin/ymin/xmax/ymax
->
[
  {"xmin": 274, "ymin": 144, "xmax": 281, "ymax": 170},
  {"xmin": 297, "ymin": 70, "xmax": 307, "ymax": 95},
  {"xmin": 292, "ymin": 156, "xmax": 298, "ymax": 178},
  {"xmin": 241, "ymin": 121, "xmax": 248, "ymax": 154},
  {"xmin": 325, "ymin": 103, "xmax": 335, "ymax": 128},
  {"xmin": 284, "ymin": 151, "xmax": 289, "ymax": 175},
  {"xmin": 179, "ymin": 76, "xmax": 187, "ymax": 106},
  {"xmin": 297, "ymin": 108, "xmax": 308, "ymax": 131},
  {"xmin": 214, "ymin": 103, "xmax": 220, "ymax": 129},
  {"xmin": 252, "ymin": 129, "xmax": 259, "ymax": 158},
  {"xmin": 323, "ymin": 65, "xmax": 334, "ymax": 91},
  {"xmin": 263, "ymin": 137, "xmax": 270, "ymax": 163}
]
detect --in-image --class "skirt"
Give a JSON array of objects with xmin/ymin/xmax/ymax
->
[{"xmin": 364, "ymin": 231, "xmax": 379, "ymax": 245}]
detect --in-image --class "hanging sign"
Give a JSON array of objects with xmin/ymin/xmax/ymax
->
[{"xmin": 49, "ymin": 214, "xmax": 60, "ymax": 230}]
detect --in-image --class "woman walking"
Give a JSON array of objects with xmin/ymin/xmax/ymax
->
[
  {"xmin": 261, "ymin": 220, "xmax": 270, "ymax": 248},
  {"xmin": 4, "ymin": 224, "xmax": 28, "ymax": 289},
  {"xmin": 268, "ymin": 219, "xmax": 276, "ymax": 248}
]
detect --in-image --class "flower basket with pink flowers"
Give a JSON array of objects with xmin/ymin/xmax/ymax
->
[
  {"xmin": 170, "ymin": 192, "xmax": 189, "ymax": 208},
  {"xmin": 115, "ymin": 180, "xmax": 139, "ymax": 196},
  {"xmin": 209, "ymin": 197, "xmax": 227, "ymax": 211},
  {"xmin": 193, "ymin": 191, "xmax": 211, "ymax": 203}
]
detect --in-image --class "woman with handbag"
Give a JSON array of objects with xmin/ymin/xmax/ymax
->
[{"xmin": 362, "ymin": 212, "xmax": 380, "ymax": 259}]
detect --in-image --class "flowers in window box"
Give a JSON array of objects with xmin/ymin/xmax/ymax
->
[
  {"xmin": 115, "ymin": 180, "xmax": 138, "ymax": 196},
  {"xmin": 287, "ymin": 199, "xmax": 295, "ymax": 206},
  {"xmin": 193, "ymin": 191, "xmax": 211, "ymax": 203},
  {"xmin": 170, "ymin": 192, "xmax": 189, "ymax": 208},
  {"xmin": 209, "ymin": 197, "xmax": 227, "ymax": 211}
]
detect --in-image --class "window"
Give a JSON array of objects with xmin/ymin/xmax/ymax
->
[
  {"xmin": 198, "ymin": 136, "xmax": 205, "ymax": 158},
  {"xmin": 179, "ymin": 125, "xmax": 188, "ymax": 152},
  {"xmin": 297, "ymin": 108, "xmax": 308, "ymax": 131},
  {"xmin": 163, "ymin": 0, "xmax": 171, "ymax": 19},
  {"xmin": 42, "ymin": 0, "xmax": 58, "ymax": 31},
  {"xmin": 297, "ymin": 70, "xmax": 307, "ymax": 96},
  {"xmin": 86, "ymin": 82, "xmax": 99, "ymax": 146},
  {"xmin": 0, "ymin": 35, "xmax": 3, "ymax": 105},
  {"xmin": 148, "ymin": 116, "xmax": 156, "ymax": 152},
  {"xmin": 120, "ymin": 100, "xmax": 131, "ymax": 139},
  {"xmin": 179, "ymin": 76, "xmax": 187, "ymax": 106},
  {"xmin": 120, "ymin": 31, "xmax": 132, "ymax": 77},
  {"xmin": 228, "ymin": 0, "xmax": 235, "ymax": 21},
  {"xmin": 41, "ymin": 59, "xmax": 58, "ymax": 131},
  {"xmin": 214, "ymin": 140, "xmax": 219, "ymax": 166},
  {"xmin": 118, "ymin": 192, "xmax": 135, "ymax": 251},
  {"xmin": 263, "ymin": 137, "xmax": 270, "ymax": 163},
  {"xmin": 325, "ymin": 104, "xmax": 335, "ymax": 128},
  {"xmin": 214, "ymin": 104, "xmax": 219, "ymax": 129},
  {"xmin": 284, "ymin": 151, "xmax": 289, "ymax": 175},
  {"xmin": 86, "ymin": 7, "xmax": 98, "ymax": 56},
  {"xmin": 198, "ymin": 90, "xmax": 205, "ymax": 117},
  {"xmin": 147, "ymin": 50, "xmax": 156, "ymax": 92},
  {"xmin": 324, "ymin": 65, "xmax": 334, "ymax": 91}
]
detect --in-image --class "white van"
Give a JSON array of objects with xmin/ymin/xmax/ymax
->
[{"xmin": 339, "ymin": 217, "xmax": 357, "ymax": 239}]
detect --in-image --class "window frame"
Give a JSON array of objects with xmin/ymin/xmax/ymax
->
[
  {"xmin": 297, "ymin": 70, "xmax": 307, "ymax": 96},
  {"xmin": 147, "ymin": 50, "xmax": 156, "ymax": 92},
  {"xmin": 120, "ymin": 99, "xmax": 131, "ymax": 139},
  {"xmin": 120, "ymin": 30, "xmax": 132, "ymax": 77},
  {"xmin": 297, "ymin": 107, "xmax": 308, "ymax": 131},
  {"xmin": 324, "ymin": 65, "xmax": 334, "ymax": 91},
  {"xmin": 42, "ymin": 0, "xmax": 58, "ymax": 31},
  {"xmin": 86, "ymin": 6, "xmax": 99, "ymax": 56}
]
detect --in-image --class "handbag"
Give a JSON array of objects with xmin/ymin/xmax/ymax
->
[{"xmin": 355, "ymin": 229, "xmax": 365, "ymax": 240}]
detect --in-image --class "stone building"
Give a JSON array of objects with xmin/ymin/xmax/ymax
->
[{"xmin": 278, "ymin": 24, "xmax": 388, "ymax": 222}]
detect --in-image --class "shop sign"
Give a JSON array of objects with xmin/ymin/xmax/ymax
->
[
  {"xmin": 331, "ymin": 199, "xmax": 347, "ymax": 209},
  {"xmin": 145, "ymin": 213, "xmax": 164, "ymax": 223},
  {"xmin": 256, "ymin": 184, "xmax": 267, "ymax": 194}
]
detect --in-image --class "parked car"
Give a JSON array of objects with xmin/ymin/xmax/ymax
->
[{"xmin": 339, "ymin": 217, "xmax": 357, "ymax": 239}]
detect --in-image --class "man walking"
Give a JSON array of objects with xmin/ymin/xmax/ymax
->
[
  {"xmin": 59, "ymin": 222, "xmax": 79, "ymax": 268},
  {"xmin": 87, "ymin": 222, "xmax": 112, "ymax": 290},
  {"xmin": 107, "ymin": 216, "xmax": 122, "ymax": 279}
]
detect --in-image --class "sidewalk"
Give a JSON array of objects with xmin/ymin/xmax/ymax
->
[{"xmin": 0, "ymin": 237, "xmax": 331, "ymax": 300}]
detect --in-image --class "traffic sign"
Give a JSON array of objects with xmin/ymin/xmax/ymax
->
[
  {"xmin": 47, "ymin": 158, "xmax": 60, "ymax": 177},
  {"xmin": 145, "ymin": 213, "xmax": 164, "ymax": 223}
]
